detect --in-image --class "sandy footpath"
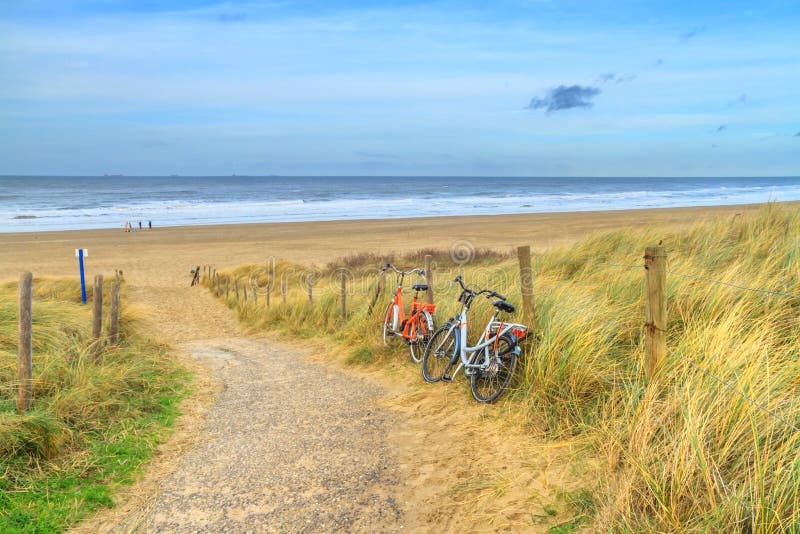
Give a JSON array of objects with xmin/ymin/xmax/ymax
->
[{"xmin": 109, "ymin": 338, "xmax": 402, "ymax": 533}]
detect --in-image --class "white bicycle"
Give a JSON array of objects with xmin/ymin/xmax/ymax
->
[{"xmin": 421, "ymin": 275, "xmax": 528, "ymax": 403}]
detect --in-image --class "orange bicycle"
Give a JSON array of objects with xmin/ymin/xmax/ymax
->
[{"xmin": 381, "ymin": 263, "xmax": 436, "ymax": 363}]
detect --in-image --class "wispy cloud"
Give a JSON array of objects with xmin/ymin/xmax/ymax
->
[
  {"xmin": 218, "ymin": 13, "xmax": 247, "ymax": 23},
  {"xmin": 679, "ymin": 25, "xmax": 706, "ymax": 43},
  {"xmin": 727, "ymin": 93, "xmax": 747, "ymax": 107},
  {"xmin": 527, "ymin": 85, "xmax": 601, "ymax": 113},
  {"xmin": 597, "ymin": 72, "xmax": 635, "ymax": 84}
]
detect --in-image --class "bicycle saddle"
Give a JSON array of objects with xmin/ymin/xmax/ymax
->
[
  {"xmin": 493, "ymin": 300, "xmax": 515, "ymax": 313},
  {"xmin": 413, "ymin": 283, "xmax": 428, "ymax": 291}
]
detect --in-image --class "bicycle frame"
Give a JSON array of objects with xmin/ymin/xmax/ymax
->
[
  {"xmin": 389, "ymin": 285, "xmax": 407, "ymax": 328},
  {"xmin": 442, "ymin": 302, "xmax": 526, "ymax": 379},
  {"xmin": 385, "ymin": 266, "xmax": 436, "ymax": 340},
  {"xmin": 404, "ymin": 299, "xmax": 436, "ymax": 339}
]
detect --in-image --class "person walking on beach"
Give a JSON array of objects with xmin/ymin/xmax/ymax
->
[
  {"xmin": 139, "ymin": 221, "xmax": 142, "ymax": 229},
  {"xmin": 148, "ymin": 220, "xmax": 152, "ymax": 229}
]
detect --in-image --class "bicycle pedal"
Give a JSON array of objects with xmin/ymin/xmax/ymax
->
[{"xmin": 441, "ymin": 375, "xmax": 453, "ymax": 382}]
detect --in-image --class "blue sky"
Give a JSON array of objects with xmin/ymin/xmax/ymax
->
[{"xmin": 1, "ymin": 0, "xmax": 798, "ymax": 176}]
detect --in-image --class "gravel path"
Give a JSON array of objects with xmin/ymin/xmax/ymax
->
[{"xmin": 116, "ymin": 337, "xmax": 403, "ymax": 533}]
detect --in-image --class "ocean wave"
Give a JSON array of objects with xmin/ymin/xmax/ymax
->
[{"xmin": 3, "ymin": 177, "xmax": 800, "ymax": 232}]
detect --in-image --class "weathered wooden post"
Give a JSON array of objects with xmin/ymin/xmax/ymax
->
[
  {"xmin": 307, "ymin": 273, "xmax": 313, "ymax": 305},
  {"xmin": 367, "ymin": 269, "xmax": 387, "ymax": 314},
  {"xmin": 266, "ymin": 281, "xmax": 270, "ymax": 307},
  {"xmin": 234, "ymin": 279, "xmax": 240, "ymax": 301},
  {"xmin": 252, "ymin": 282, "xmax": 258, "ymax": 304},
  {"xmin": 424, "ymin": 254, "xmax": 434, "ymax": 304},
  {"xmin": 281, "ymin": 277, "xmax": 287, "ymax": 304},
  {"xmin": 242, "ymin": 282, "xmax": 248, "ymax": 304},
  {"xmin": 516, "ymin": 246, "xmax": 535, "ymax": 326},
  {"xmin": 92, "ymin": 274, "xmax": 103, "ymax": 359},
  {"xmin": 109, "ymin": 281, "xmax": 120, "ymax": 345},
  {"xmin": 340, "ymin": 270, "xmax": 347, "ymax": 319},
  {"xmin": 18, "ymin": 272, "xmax": 32, "ymax": 413},
  {"xmin": 225, "ymin": 278, "xmax": 230, "ymax": 300},
  {"xmin": 644, "ymin": 245, "xmax": 668, "ymax": 380}
]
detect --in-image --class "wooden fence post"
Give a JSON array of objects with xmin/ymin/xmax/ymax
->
[
  {"xmin": 516, "ymin": 246, "xmax": 535, "ymax": 326},
  {"xmin": 368, "ymin": 269, "xmax": 386, "ymax": 314},
  {"xmin": 225, "ymin": 278, "xmax": 230, "ymax": 300},
  {"xmin": 340, "ymin": 271, "xmax": 347, "ymax": 319},
  {"xmin": 281, "ymin": 277, "xmax": 287, "ymax": 304},
  {"xmin": 92, "ymin": 274, "xmax": 103, "ymax": 359},
  {"xmin": 252, "ymin": 282, "xmax": 258, "ymax": 304},
  {"xmin": 234, "ymin": 279, "xmax": 240, "ymax": 301},
  {"xmin": 243, "ymin": 282, "xmax": 248, "ymax": 304},
  {"xmin": 644, "ymin": 245, "xmax": 668, "ymax": 380},
  {"xmin": 18, "ymin": 272, "xmax": 32, "ymax": 413},
  {"xmin": 266, "ymin": 281, "xmax": 270, "ymax": 308},
  {"xmin": 109, "ymin": 281, "xmax": 120, "ymax": 345},
  {"xmin": 307, "ymin": 273, "xmax": 313, "ymax": 305},
  {"xmin": 424, "ymin": 254, "xmax": 434, "ymax": 304}
]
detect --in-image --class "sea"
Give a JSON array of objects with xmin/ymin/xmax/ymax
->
[{"xmin": 2, "ymin": 176, "xmax": 799, "ymax": 233}]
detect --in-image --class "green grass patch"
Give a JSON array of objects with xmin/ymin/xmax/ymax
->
[
  {"xmin": 346, "ymin": 344, "xmax": 374, "ymax": 365},
  {"xmin": 0, "ymin": 277, "xmax": 190, "ymax": 533}
]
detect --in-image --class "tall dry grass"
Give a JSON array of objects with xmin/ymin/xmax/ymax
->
[{"xmin": 207, "ymin": 204, "xmax": 799, "ymax": 531}]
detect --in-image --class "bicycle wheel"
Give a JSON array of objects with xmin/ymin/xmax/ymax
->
[
  {"xmin": 382, "ymin": 302, "xmax": 400, "ymax": 345},
  {"xmin": 470, "ymin": 334, "xmax": 518, "ymax": 403},
  {"xmin": 408, "ymin": 310, "xmax": 434, "ymax": 364},
  {"xmin": 422, "ymin": 323, "xmax": 458, "ymax": 383}
]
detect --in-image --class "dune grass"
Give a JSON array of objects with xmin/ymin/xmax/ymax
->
[
  {"xmin": 207, "ymin": 204, "xmax": 799, "ymax": 532},
  {"xmin": 0, "ymin": 277, "xmax": 188, "ymax": 533}
]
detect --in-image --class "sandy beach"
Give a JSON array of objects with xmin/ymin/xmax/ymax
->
[{"xmin": 0, "ymin": 202, "xmax": 789, "ymax": 285}]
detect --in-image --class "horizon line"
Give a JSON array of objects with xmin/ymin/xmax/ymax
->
[{"xmin": 2, "ymin": 174, "xmax": 799, "ymax": 179}]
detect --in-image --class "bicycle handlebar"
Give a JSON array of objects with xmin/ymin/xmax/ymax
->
[
  {"xmin": 452, "ymin": 275, "xmax": 506, "ymax": 301},
  {"xmin": 383, "ymin": 263, "xmax": 425, "ymax": 277}
]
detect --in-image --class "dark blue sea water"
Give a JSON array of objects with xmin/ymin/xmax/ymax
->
[{"xmin": 2, "ymin": 176, "xmax": 799, "ymax": 232}]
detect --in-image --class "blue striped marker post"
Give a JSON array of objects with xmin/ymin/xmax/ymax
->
[{"xmin": 76, "ymin": 249, "xmax": 88, "ymax": 304}]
